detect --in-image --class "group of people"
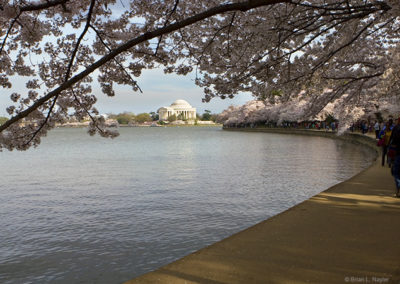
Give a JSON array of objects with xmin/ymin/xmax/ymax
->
[
  {"xmin": 258, "ymin": 121, "xmax": 339, "ymax": 131},
  {"xmin": 377, "ymin": 118, "xmax": 400, "ymax": 197},
  {"xmin": 349, "ymin": 121, "xmax": 377, "ymax": 134}
]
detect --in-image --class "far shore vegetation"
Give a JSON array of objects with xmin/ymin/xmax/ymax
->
[
  {"xmin": 108, "ymin": 110, "xmax": 218, "ymax": 125},
  {"xmin": 0, "ymin": 117, "xmax": 8, "ymax": 126},
  {"xmin": 57, "ymin": 110, "xmax": 220, "ymax": 127},
  {"xmin": 0, "ymin": 111, "xmax": 220, "ymax": 128}
]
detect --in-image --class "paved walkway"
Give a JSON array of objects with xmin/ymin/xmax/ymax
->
[{"xmin": 126, "ymin": 133, "xmax": 400, "ymax": 284}]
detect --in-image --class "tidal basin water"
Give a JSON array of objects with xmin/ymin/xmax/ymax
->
[{"xmin": 0, "ymin": 127, "xmax": 375, "ymax": 284}]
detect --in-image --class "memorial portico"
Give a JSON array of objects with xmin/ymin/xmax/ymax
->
[{"xmin": 158, "ymin": 100, "xmax": 197, "ymax": 121}]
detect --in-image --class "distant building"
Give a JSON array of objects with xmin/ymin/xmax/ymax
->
[{"xmin": 158, "ymin": 99, "xmax": 196, "ymax": 121}]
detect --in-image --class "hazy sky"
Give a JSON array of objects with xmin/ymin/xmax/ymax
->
[
  {"xmin": 93, "ymin": 68, "xmax": 253, "ymax": 115},
  {"xmin": 0, "ymin": 67, "xmax": 253, "ymax": 117}
]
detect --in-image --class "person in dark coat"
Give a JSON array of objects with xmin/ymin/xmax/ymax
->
[{"xmin": 389, "ymin": 117, "xmax": 400, "ymax": 197}]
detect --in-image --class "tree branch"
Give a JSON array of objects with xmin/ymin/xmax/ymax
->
[
  {"xmin": 155, "ymin": 0, "xmax": 180, "ymax": 56},
  {"xmin": 65, "ymin": 0, "xmax": 96, "ymax": 81},
  {"xmin": 0, "ymin": 13, "xmax": 21, "ymax": 55},
  {"xmin": 311, "ymin": 20, "xmax": 375, "ymax": 72},
  {"xmin": 22, "ymin": 0, "xmax": 96, "ymax": 145},
  {"xmin": 90, "ymin": 24, "xmax": 143, "ymax": 93},
  {"xmin": 20, "ymin": 0, "xmax": 70, "ymax": 12},
  {"xmin": 226, "ymin": 12, "xmax": 236, "ymax": 56},
  {"xmin": 71, "ymin": 89, "xmax": 106, "ymax": 135},
  {"xmin": 322, "ymin": 72, "xmax": 384, "ymax": 81},
  {"xmin": 23, "ymin": 95, "xmax": 58, "ymax": 146}
]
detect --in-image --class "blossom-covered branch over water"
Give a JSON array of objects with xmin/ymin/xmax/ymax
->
[{"xmin": 0, "ymin": 0, "xmax": 399, "ymax": 150}]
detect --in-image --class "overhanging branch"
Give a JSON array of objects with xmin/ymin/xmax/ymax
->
[{"xmin": 20, "ymin": 0, "xmax": 71, "ymax": 12}]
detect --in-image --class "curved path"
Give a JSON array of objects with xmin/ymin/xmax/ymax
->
[{"xmin": 126, "ymin": 130, "xmax": 400, "ymax": 284}]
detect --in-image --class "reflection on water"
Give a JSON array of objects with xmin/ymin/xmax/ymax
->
[{"xmin": 0, "ymin": 127, "xmax": 375, "ymax": 284}]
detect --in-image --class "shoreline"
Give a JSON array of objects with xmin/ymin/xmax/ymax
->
[
  {"xmin": 55, "ymin": 123, "xmax": 222, "ymax": 128},
  {"xmin": 126, "ymin": 128, "xmax": 400, "ymax": 284}
]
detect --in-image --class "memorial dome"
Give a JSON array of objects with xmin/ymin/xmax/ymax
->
[
  {"xmin": 170, "ymin": 99, "xmax": 192, "ymax": 109},
  {"xmin": 158, "ymin": 99, "xmax": 196, "ymax": 121}
]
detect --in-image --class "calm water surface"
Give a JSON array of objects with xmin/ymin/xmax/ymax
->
[{"xmin": 0, "ymin": 127, "xmax": 375, "ymax": 283}]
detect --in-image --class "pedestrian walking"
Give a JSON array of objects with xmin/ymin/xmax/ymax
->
[
  {"xmin": 380, "ymin": 122, "xmax": 393, "ymax": 167},
  {"xmin": 374, "ymin": 121, "xmax": 380, "ymax": 139}
]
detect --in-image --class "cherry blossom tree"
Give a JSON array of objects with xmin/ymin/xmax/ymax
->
[
  {"xmin": 0, "ymin": 0, "xmax": 399, "ymax": 150},
  {"xmin": 218, "ymin": 94, "xmax": 400, "ymax": 131}
]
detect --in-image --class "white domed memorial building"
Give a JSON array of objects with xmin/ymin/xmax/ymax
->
[{"xmin": 158, "ymin": 100, "xmax": 197, "ymax": 121}]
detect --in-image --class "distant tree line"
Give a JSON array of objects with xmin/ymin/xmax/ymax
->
[
  {"xmin": 108, "ymin": 110, "xmax": 218, "ymax": 125},
  {"xmin": 199, "ymin": 110, "xmax": 217, "ymax": 122},
  {"xmin": 108, "ymin": 112, "xmax": 156, "ymax": 125},
  {"xmin": 0, "ymin": 117, "xmax": 8, "ymax": 126},
  {"xmin": 0, "ymin": 111, "xmax": 218, "ymax": 127}
]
